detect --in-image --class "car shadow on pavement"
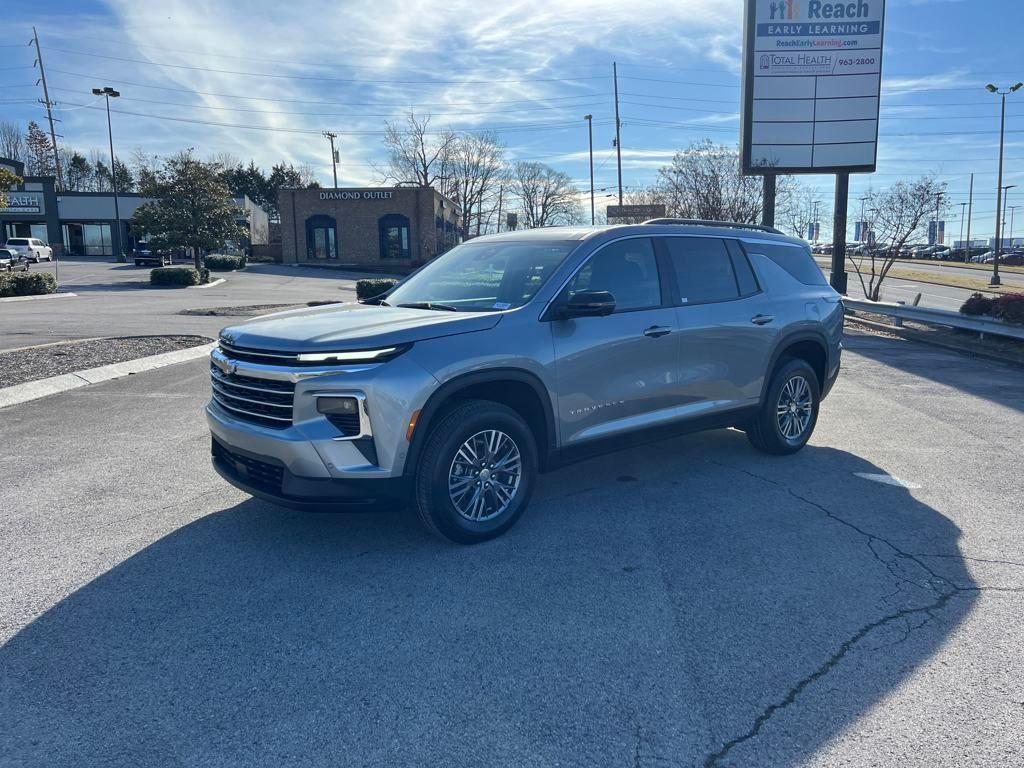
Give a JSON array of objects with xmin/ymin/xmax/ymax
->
[
  {"xmin": 0, "ymin": 432, "xmax": 977, "ymax": 767},
  {"xmin": 245, "ymin": 263, "xmax": 401, "ymax": 282},
  {"xmin": 844, "ymin": 330, "xmax": 1024, "ymax": 414}
]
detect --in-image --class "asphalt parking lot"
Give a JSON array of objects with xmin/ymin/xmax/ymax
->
[
  {"xmin": 2, "ymin": 329, "xmax": 1022, "ymax": 767},
  {"xmin": 0, "ymin": 257, "xmax": 367, "ymax": 351}
]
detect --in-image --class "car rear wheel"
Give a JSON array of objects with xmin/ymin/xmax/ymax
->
[
  {"xmin": 746, "ymin": 358, "xmax": 820, "ymax": 455},
  {"xmin": 414, "ymin": 399, "xmax": 538, "ymax": 544}
]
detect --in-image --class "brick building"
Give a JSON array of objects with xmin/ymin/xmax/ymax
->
[{"xmin": 278, "ymin": 186, "xmax": 460, "ymax": 268}]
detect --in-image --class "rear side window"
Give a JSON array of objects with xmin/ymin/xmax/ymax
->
[
  {"xmin": 7, "ymin": 238, "xmax": 28, "ymax": 246},
  {"xmin": 746, "ymin": 242, "xmax": 827, "ymax": 286},
  {"xmin": 662, "ymin": 237, "xmax": 739, "ymax": 304}
]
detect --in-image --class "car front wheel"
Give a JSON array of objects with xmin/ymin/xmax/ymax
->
[
  {"xmin": 414, "ymin": 399, "xmax": 538, "ymax": 544},
  {"xmin": 746, "ymin": 358, "xmax": 820, "ymax": 455}
]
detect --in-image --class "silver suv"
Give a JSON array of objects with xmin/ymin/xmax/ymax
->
[{"xmin": 208, "ymin": 221, "xmax": 842, "ymax": 543}]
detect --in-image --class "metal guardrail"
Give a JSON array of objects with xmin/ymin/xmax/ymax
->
[{"xmin": 843, "ymin": 298, "xmax": 1024, "ymax": 341}]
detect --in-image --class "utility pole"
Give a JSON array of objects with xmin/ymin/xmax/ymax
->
[
  {"xmin": 495, "ymin": 184, "xmax": 504, "ymax": 234},
  {"xmin": 613, "ymin": 62, "xmax": 623, "ymax": 205},
  {"xmin": 323, "ymin": 131, "xmax": 338, "ymax": 188},
  {"xmin": 31, "ymin": 27, "xmax": 62, "ymax": 189},
  {"xmin": 1009, "ymin": 205, "xmax": 1019, "ymax": 247},
  {"xmin": 584, "ymin": 114, "xmax": 595, "ymax": 225},
  {"xmin": 965, "ymin": 172, "xmax": 974, "ymax": 263},
  {"xmin": 958, "ymin": 202, "xmax": 967, "ymax": 260},
  {"xmin": 934, "ymin": 191, "xmax": 943, "ymax": 245}
]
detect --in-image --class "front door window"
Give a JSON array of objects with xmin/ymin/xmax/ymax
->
[{"xmin": 306, "ymin": 216, "xmax": 338, "ymax": 260}]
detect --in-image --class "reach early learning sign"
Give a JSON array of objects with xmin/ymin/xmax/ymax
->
[{"xmin": 741, "ymin": 0, "xmax": 886, "ymax": 174}]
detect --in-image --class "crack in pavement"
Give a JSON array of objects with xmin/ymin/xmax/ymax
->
[{"xmin": 699, "ymin": 460, "xmax": 1024, "ymax": 767}]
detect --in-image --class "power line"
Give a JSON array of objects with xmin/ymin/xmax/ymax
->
[
  {"xmin": 47, "ymin": 87, "xmax": 605, "ymax": 118},
  {"xmin": 43, "ymin": 68, "xmax": 604, "ymax": 108},
  {"xmin": 41, "ymin": 46, "xmax": 611, "ymax": 85}
]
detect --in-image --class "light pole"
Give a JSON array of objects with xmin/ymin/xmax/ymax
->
[
  {"xmin": 92, "ymin": 86, "xmax": 123, "ymax": 260},
  {"xmin": 933, "ymin": 191, "xmax": 943, "ymax": 247},
  {"xmin": 811, "ymin": 199, "xmax": 821, "ymax": 242},
  {"xmin": 999, "ymin": 183, "xmax": 1017, "ymax": 261},
  {"xmin": 584, "ymin": 114, "xmax": 594, "ymax": 225},
  {"xmin": 986, "ymin": 82, "xmax": 1023, "ymax": 285},
  {"xmin": 1009, "ymin": 205, "xmax": 1020, "ymax": 248}
]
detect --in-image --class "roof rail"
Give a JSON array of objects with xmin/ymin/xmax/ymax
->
[{"xmin": 641, "ymin": 218, "xmax": 783, "ymax": 235}]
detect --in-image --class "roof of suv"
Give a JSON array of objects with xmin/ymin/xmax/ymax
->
[{"xmin": 470, "ymin": 222, "xmax": 807, "ymax": 247}]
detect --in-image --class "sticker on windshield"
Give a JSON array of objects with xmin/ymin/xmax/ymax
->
[{"xmin": 493, "ymin": 302, "xmax": 512, "ymax": 310}]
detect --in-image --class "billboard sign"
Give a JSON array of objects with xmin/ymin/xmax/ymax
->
[
  {"xmin": 741, "ymin": 0, "xmax": 887, "ymax": 175},
  {"xmin": 606, "ymin": 204, "xmax": 667, "ymax": 224},
  {"xmin": 928, "ymin": 220, "xmax": 945, "ymax": 246}
]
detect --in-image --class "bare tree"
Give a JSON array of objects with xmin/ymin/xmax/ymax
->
[
  {"xmin": 848, "ymin": 177, "xmax": 948, "ymax": 301},
  {"xmin": 448, "ymin": 131, "xmax": 507, "ymax": 237},
  {"xmin": 656, "ymin": 140, "xmax": 764, "ymax": 223},
  {"xmin": 777, "ymin": 184, "xmax": 823, "ymax": 240},
  {"xmin": 0, "ymin": 121, "xmax": 25, "ymax": 163},
  {"xmin": 511, "ymin": 162, "xmax": 582, "ymax": 229},
  {"xmin": 380, "ymin": 112, "xmax": 457, "ymax": 199}
]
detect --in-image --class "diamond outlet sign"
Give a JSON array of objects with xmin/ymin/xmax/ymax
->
[{"xmin": 741, "ymin": 0, "xmax": 887, "ymax": 175}]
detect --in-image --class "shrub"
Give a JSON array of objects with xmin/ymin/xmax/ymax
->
[
  {"xmin": 356, "ymin": 278, "xmax": 399, "ymax": 300},
  {"xmin": 0, "ymin": 271, "xmax": 57, "ymax": 297},
  {"xmin": 992, "ymin": 293, "xmax": 1024, "ymax": 325},
  {"xmin": 206, "ymin": 254, "xmax": 247, "ymax": 271},
  {"xmin": 151, "ymin": 267, "xmax": 207, "ymax": 287},
  {"xmin": 959, "ymin": 292, "xmax": 995, "ymax": 316}
]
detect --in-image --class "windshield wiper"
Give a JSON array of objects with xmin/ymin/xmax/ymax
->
[
  {"xmin": 359, "ymin": 297, "xmax": 391, "ymax": 306},
  {"xmin": 396, "ymin": 301, "xmax": 459, "ymax": 312}
]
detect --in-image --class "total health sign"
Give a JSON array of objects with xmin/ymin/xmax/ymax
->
[{"xmin": 741, "ymin": 0, "xmax": 886, "ymax": 174}]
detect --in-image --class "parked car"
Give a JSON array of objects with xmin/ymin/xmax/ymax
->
[
  {"xmin": 5, "ymin": 237, "xmax": 53, "ymax": 262},
  {"xmin": 207, "ymin": 220, "xmax": 843, "ymax": 543},
  {"xmin": 972, "ymin": 251, "xmax": 996, "ymax": 263},
  {"xmin": 930, "ymin": 247, "xmax": 952, "ymax": 260},
  {"xmin": 0, "ymin": 246, "xmax": 30, "ymax": 272},
  {"xmin": 132, "ymin": 242, "xmax": 171, "ymax": 267},
  {"xmin": 1002, "ymin": 252, "xmax": 1024, "ymax": 266}
]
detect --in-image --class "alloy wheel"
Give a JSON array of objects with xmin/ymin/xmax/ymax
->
[
  {"xmin": 776, "ymin": 375, "xmax": 813, "ymax": 440},
  {"xmin": 448, "ymin": 429, "xmax": 522, "ymax": 522}
]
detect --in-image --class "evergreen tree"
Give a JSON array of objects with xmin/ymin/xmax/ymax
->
[{"xmin": 25, "ymin": 121, "xmax": 55, "ymax": 177}]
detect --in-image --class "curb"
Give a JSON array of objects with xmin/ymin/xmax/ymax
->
[
  {"xmin": 0, "ymin": 292, "xmax": 78, "ymax": 304},
  {"xmin": 198, "ymin": 278, "xmax": 227, "ymax": 289},
  {"xmin": 0, "ymin": 341, "xmax": 217, "ymax": 409}
]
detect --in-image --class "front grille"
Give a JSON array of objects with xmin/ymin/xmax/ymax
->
[
  {"xmin": 219, "ymin": 339, "xmax": 301, "ymax": 366},
  {"xmin": 212, "ymin": 438, "xmax": 284, "ymax": 491},
  {"xmin": 210, "ymin": 364, "xmax": 294, "ymax": 429}
]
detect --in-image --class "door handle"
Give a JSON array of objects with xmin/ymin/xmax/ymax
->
[
  {"xmin": 643, "ymin": 325, "xmax": 673, "ymax": 338},
  {"xmin": 750, "ymin": 314, "xmax": 775, "ymax": 325}
]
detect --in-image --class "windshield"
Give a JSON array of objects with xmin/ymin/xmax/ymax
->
[{"xmin": 384, "ymin": 240, "xmax": 576, "ymax": 312}]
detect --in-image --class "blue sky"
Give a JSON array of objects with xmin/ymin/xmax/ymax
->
[{"xmin": 3, "ymin": 0, "xmax": 1023, "ymax": 238}]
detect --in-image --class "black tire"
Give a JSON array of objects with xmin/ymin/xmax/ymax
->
[
  {"xmin": 747, "ymin": 358, "xmax": 820, "ymax": 455},
  {"xmin": 414, "ymin": 399, "xmax": 538, "ymax": 544}
]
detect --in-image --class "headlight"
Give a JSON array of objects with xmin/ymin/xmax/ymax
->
[{"xmin": 296, "ymin": 347, "xmax": 398, "ymax": 363}]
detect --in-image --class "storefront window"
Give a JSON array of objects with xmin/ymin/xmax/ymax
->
[
  {"xmin": 379, "ymin": 214, "xmax": 411, "ymax": 259},
  {"xmin": 305, "ymin": 215, "xmax": 337, "ymax": 259}
]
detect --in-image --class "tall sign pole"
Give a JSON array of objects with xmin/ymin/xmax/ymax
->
[
  {"xmin": 762, "ymin": 174, "xmax": 776, "ymax": 227},
  {"xmin": 585, "ymin": 114, "xmax": 595, "ymax": 224},
  {"xmin": 740, "ymin": 0, "xmax": 886, "ymax": 294}
]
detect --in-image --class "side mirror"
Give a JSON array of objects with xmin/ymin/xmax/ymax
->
[{"xmin": 557, "ymin": 290, "xmax": 616, "ymax": 319}]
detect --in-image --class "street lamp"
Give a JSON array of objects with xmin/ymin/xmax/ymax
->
[
  {"xmin": 92, "ymin": 86, "xmax": 123, "ymax": 260},
  {"xmin": 584, "ymin": 115, "xmax": 594, "ymax": 225},
  {"xmin": 985, "ymin": 81, "xmax": 1023, "ymax": 285},
  {"xmin": 999, "ymin": 184, "xmax": 1017, "ymax": 262},
  {"xmin": 1009, "ymin": 205, "xmax": 1020, "ymax": 248}
]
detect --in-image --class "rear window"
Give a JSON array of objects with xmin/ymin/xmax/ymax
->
[
  {"xmin": 745, "ymin": 242, "xmax": 827, "ymax": 286},
  {"xmin": 7, "ymin": 238, "xmax": 28, "ymax": 246}
]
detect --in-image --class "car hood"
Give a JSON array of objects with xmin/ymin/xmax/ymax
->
[{"xmin": 219, "ymin": 302, "xmax": 503, "ymax": 352}]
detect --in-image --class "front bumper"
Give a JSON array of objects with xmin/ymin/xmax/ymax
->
[{"xmin": 211, "ymin": 436, "xmax": 410, "ymax": 510}]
